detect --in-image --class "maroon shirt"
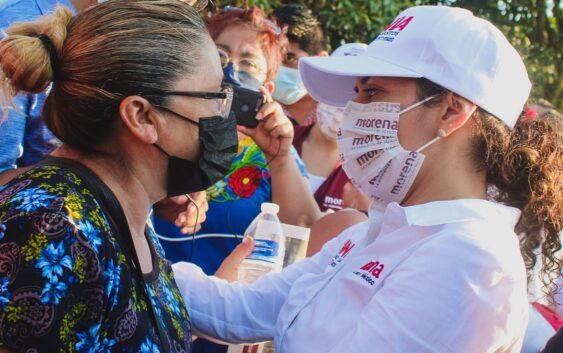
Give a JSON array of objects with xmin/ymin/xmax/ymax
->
[{"xmin": 293, "ymin": 124, "xmax": 351, "ymax": 212}]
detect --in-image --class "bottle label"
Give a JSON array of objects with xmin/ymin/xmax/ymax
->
[{"xmin": 248, "ymin": 219, "xmax": 282, "ymax": 264}]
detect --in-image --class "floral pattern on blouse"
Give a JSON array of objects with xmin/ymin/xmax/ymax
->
[
  {"xmin": 207, "ymin": 136, "xmax": 271, "ymax": 202},
  {"xmin": 0, "ymin": 164, "xmax": 191, "ymax": 353}
]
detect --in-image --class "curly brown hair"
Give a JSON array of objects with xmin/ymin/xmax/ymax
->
[
  {"xmin": 474, "ymin": 110, "xmax": 562, "ymax": 297},
  {"xmin": 417, "ymin": 78, "xmax": 563, "ymax": 299}
]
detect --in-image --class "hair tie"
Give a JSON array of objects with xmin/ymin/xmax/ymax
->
[{"xmin": 38, "ymin": 34, "xmax": 59, "ymax": 82}]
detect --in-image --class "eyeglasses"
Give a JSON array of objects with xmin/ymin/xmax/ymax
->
[
  {"xmin": 218, "ymin": 49, "xmax": 266, "ymax": 78},
  {"xmin": 185, "ymin": 0, "xmax": 214, "ymax": 12},
  {"xmin": 144, "ymin": 85, "xmax": 233, "ymax": 119}
]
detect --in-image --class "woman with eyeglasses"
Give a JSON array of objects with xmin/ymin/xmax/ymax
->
[
  {"xmin": 0, "ymin": 0, "xmax": 246, "ymax": 352},
  {"xmin": 152, "ymin": 7, "xmax": 321, "ymax": 352}
]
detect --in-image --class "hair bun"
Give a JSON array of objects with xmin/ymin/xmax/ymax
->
[{"xmin": 0, "ymin": 6, "xmax": 72, "ymax": 93}]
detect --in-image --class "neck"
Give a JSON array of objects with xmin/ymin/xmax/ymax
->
[
  {"xmin": 52, "ymin": 145, "xmax": 166, "ymax": 236},
  {"xmin": 402, "ymin": 142, "xmax": 487, "ymax": 207},
  {"xmin": 285, "ymin": 95, "xmax": 317, "ymax": 125}
]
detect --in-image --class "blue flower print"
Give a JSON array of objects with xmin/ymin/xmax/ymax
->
[
  {"xmin": 12, "ymin": 187, "xmax": 56, "ymax": 212},
  {"xmin": 162, "ymin": 283, "xmax": 181, "ymax": 316},
  {"xmin": 36, "ymin": 241, "xmax": 73, "ymax": 280},
  {"xmin": 138, "ymin": 337, "xmax": 161, "ymax": 353},
  {"xmin": 103, "ymin": 259, "xmax": 121, "ymax": 309},
  {"xmin": 76, "ymin": 323, "xmax": 101, "ymax": 353},
  {"xmin": 0, "ymin": 223, "xmax": 6, "ymax": 240},
  {"xmin": 40, "ymin": 278, "xmax": 67, "ymax": 305},
  {"xmin": 76, "ymin": 323, "xmax": 116, "ymax": 353},
  {"xmin": 78, "ymin": 220, "xmax": 102, "ymax": 251},
  {"xmin": 0, "ymin": 276, "xmax": 11, "ymax": 309}
]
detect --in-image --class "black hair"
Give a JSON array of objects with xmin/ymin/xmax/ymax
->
[{"xmin": 272, "ymin": 4, "xmax": 326, "ymax": 55}]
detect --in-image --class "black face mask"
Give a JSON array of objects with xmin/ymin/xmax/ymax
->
[{"xmin": 155, "ymin": 107, "xmax": 238, "ymax": 197}]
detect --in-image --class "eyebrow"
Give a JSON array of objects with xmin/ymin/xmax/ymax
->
[
  {"xmin": 240, "ymin": 50, "xmax": 259, "ymax": 60},
  {"xmin": 216, "ymin": 43, "xmax": 231, "ymax": 54}
]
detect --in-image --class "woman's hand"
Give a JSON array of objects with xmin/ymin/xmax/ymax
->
[
  {"xmin": 214, "ymin": 236, "xmax": 254, "ymax": 282},
  {"xmin": 153, "ymin": 191, "xmax": 209, "ymax": 234},
  {"xmin": 237, "ymin": 87, "xmax": 294, "ymax": 161}
]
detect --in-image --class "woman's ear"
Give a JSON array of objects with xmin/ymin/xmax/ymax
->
[
  {"xmin": 263, "ymin": 80, "xmax": 276, "ymax": 95},
  {"xmin": 119, "ymin": 96, "xmax": 160, "ymax": 145},
  {"xmin": 440, "ymin": 93, "xmax": 477, "ymax": 136}
]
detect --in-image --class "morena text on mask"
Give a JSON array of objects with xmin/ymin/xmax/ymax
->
[
  {"xmin": 356, "ymin": 149, "xmax": 384, "ymax": 168},
  {"xmin": 368, "ymin": 160, "xmax": 391, "ymax": 186},
  {"xmin": 391, "ymin": 152, "xmax": 419, "ymax": 195},
  {"xmin": 355, "ymin": 118, "xmax": 398, "ymax": 131},
  {"xmin": 352, "ymin": 135, "xmax": 392, "ymax": 146}
]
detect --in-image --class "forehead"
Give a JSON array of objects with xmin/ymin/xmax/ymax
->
[
  {"xmin": 215, "ymin": 24, "xmax": 263, "ymax": 55},
  {"xmin": 287, "ymin": 42, "xmax": 309, "ymax": 58},
  {"xmin": 173, "ymin": 39, "xmax": 223, "ymax": 91}
]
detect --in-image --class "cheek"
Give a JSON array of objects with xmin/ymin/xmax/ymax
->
[
  {"xmin": 397, "ymin": 115, "xmax": 425, "ymax": 151},
  {"xmin": 186, "ymin": 126, "xmax": 201, "ymax": 160}
]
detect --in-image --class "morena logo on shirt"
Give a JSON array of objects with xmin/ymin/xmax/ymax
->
[
  {"xmin": 329, "ymin": 240, "xmax": 355, "ymax": 268},
  {"xmin": 353, "ymin": 260, "xmax": 385, "ymax": 286},
  {"xmin": 376, "ymin": 16, "xmax": 414, "ymax": 43}
]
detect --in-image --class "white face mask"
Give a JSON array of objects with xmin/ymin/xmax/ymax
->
[
  {"xmin": 316, "ymin": 103, "xmax": 344, "ymax": 140},
  {"xmin": 272, "ymin": 66, "xmax": 308, "ymax": 105},
  {"xmin": 337, "ymin": 96, "xmax": 442, "ymax": 210}
]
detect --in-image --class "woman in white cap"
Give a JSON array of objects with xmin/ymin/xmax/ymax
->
[{"xmin": 173, "ymin": 6, "xmax": 562, "ymax": 352}]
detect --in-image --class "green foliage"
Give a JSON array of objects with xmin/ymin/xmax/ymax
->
[{"xmin": 213, "ymin": 0, "xmax": 563, "ymax": 109}]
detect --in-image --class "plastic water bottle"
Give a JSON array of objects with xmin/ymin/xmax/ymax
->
[
  {"xmin": 228, "ymin": 203, "xmax": 285, "ymax": 353},
  {"xmin": 238, "ymin": 202, "xmax": 285, "ymax": 285}
]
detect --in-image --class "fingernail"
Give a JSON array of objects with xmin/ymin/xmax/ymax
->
[
  {"xmin": 243, "ymin": 236, "xmax": 251, "ymax": 244},
  {"xmin": 256, "ymin": 112, "xmax": 263, "ymax": 120}
]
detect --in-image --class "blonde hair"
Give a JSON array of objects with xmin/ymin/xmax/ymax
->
[{"xmin": 0, "ymin": 0, "xmax": 209, "ymax": 151}]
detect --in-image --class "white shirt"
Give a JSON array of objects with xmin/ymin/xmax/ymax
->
[{"xmin": 173, "ymin": 199, "xmax": 529, "ymax": 353}]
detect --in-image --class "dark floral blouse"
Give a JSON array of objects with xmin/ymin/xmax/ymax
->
[{"xmin": 0, "ymin": 165, "xmax": 192, "ymax": 353}]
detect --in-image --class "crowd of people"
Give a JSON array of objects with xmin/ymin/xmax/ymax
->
[{"xmin": 0, "ymin": 0, "xmax": 561, "ymax": 352}]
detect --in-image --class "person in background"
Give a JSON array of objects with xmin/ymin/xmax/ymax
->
[
  {"xmin": 293, "ymin": 42, "xmax": 368, "ymax": 213},
  {"xmin": 173, "ymin": 6, "xmax": 562, "ymax": 352},
  {"xmin": 0, "ymin": 0, "xmax": 229, "ymax": 351},
  {"xmin": 271, "ymin": 4, "xmax": 327, "ymax": 126}
]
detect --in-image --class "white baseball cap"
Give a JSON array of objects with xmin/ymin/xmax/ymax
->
[
  {"xmin": 332, "ymin": 42, "xmax": 368, "ymax": 57},
  {"xmin": 299, "ymin": 6, "xmax": 531, "ymax": 128}
]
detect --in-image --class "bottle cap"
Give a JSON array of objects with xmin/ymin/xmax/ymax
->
[{"xmin": 261, "ymin": 202, "xmax": 280, "ymax": 214}]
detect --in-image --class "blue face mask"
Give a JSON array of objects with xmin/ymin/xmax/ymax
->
[
  {"xmin": 222, "ymin": 63, "xmax": 263, "ymax": 92},
  {"xmin": 272, "ymin": 66, "xmax": 308, "ymax": 105}
]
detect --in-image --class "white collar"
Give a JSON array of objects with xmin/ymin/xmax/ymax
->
[{"xmin": 371, "ymin": 199, "xmax": 521, "ymax": 228}]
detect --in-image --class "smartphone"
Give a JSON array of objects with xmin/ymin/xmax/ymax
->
[{"xmin": 230, "ymin": 85, "xmax": 265, "ymax": 128}]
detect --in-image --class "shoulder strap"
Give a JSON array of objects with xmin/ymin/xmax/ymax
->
[{"xmin": 38, "ymin": 157, "xmax": 173, "ymax": 353}]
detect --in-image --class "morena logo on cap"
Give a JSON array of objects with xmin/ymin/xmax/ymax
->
[{"xmin": 376, "ymin": 16, "xmax": 414, "ymax": 43}]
